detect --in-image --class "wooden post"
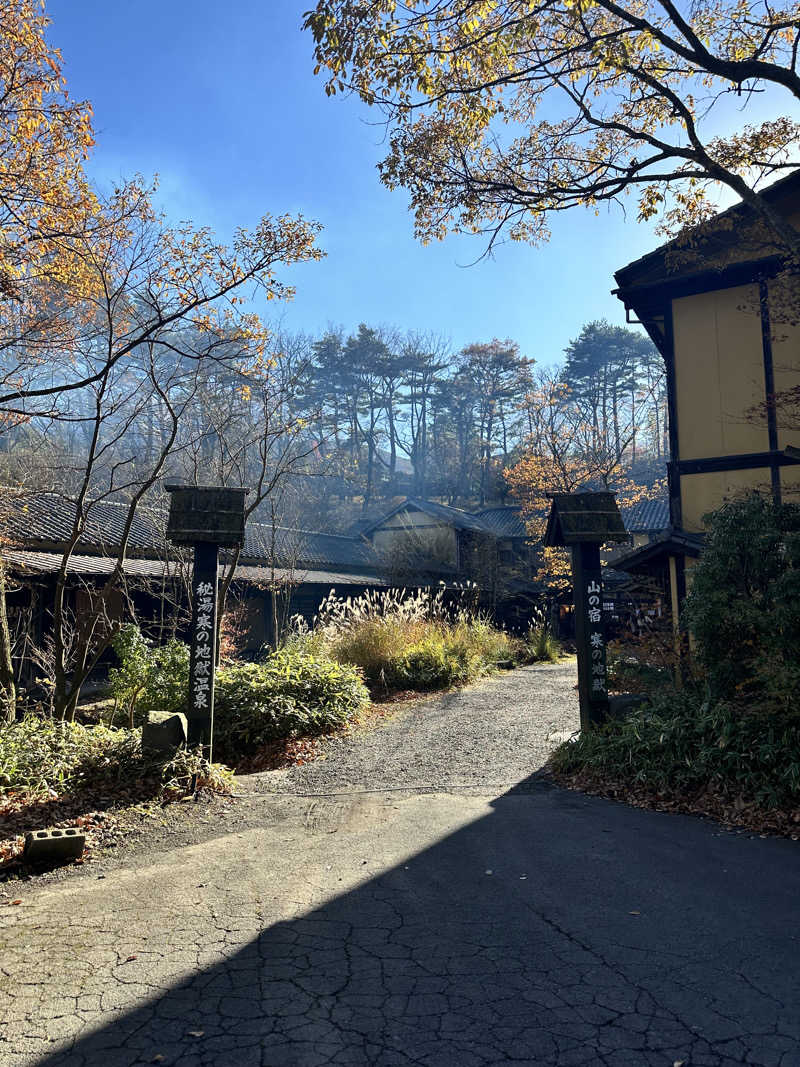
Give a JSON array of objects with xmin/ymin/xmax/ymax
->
[
  {"xmin": 668, "ymin": 553, "xmax": 683, "ymax": 689},
  {"xmin": 187, "ymin": 542, "xmax": 219, "ymax": 757},
  {"xmin": 543, "ymin": 492, "xmax": 628, "ymax": 732},
  {"xmin": 572, "ymin": 542, "xmax": 609, "ymax": 730},
  {"xmin": 165, "ymin": 483, "xmax": 248, "ymax": 761}
]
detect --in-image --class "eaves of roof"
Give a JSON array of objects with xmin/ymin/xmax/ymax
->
[
  {"xmin": 613, "ymin": 169, "xmax": 800, "ymax": 298},
  {"xmin": 362, "ymin": 497, "xmax": 496, "ymax": 537},
  {"xmin": 611, "ymin": 527, "xmax": 705, "ymax": 574},
  {"xmin": 5, "ymin": 550, "xmax": 393, "ymax": 588}
]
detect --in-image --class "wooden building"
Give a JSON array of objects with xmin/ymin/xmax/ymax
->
[
  {"xmin": 360, "ymin": 498, "xmax": 539, "ymax": 628},
  {"xmin": 1, "ymin": 494, "xmax": 394, "ymax": 688},
  {"xmin": 2, "ymin": 492, "xmax": 545, "ymax": 691},
  {"xmin": 612, "ymin": 171, "xmax": 800, "ymax": 617}
]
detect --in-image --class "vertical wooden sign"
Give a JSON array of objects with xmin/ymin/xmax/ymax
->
[
  {"xmin": 188, "ymin": 542, "xmax": 219, "ymax": 754},
  {"xmin": 571, "ymin": 542, "xmax": 609, "ymax": 731},
  {"xmin": 165, "ymin": 484, "xmax": 248, "ymax": 760},
  {"xmin": 543, "ymin": 492, "xmax": 628, "ymax": 733}
]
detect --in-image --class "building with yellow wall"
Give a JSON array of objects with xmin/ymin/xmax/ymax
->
[{"xmin": 612, "ymin": 171, "xmax": 800, "ymax": 619}]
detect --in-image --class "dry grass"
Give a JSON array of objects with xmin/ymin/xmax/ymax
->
[{"xmin": 295, "ymin": 588, "xmax": 520, "ymax": 693}]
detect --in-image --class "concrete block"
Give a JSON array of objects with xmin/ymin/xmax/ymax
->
[
  {"xmin": 142, "ymin": 711, "xmax": 188, "ymax": 755},
  {"xmin": 23, "ymin": 827, "xmax": 85, "ymax": 865}
]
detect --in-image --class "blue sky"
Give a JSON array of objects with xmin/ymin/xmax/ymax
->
[{"xmin": 44, "ymin": 1, "xmax": 769, "ymax": 364}]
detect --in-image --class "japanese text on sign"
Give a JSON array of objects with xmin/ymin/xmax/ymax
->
[
  {"xmin": 192, "ymin": 579, "xmax": 215, "ymax": 711},
  {"xmin": 586, "ymin": 578, "xmax": 606, "ymax": 698}
]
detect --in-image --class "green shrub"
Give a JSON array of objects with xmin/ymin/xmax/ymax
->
[
  {"xmin": 551, "ymin": 497, "xmax": 800, "ymax": 814},
  {"xmin": 683, "ymin": 494, "xmax": 800, "ymax": 708},
  {"xmin": 213, "ymin": 644, "xmax": 369, "ymax": 760},
  {"xmin": 389, "ymin": 634, "xmax": 475, "ymax": 690},
  {"xmin": 0, "ymin": 716, "xmax": 232, "ymax": 799},
  {"xmin": 109, "ymin": 625, "xmax": 189, "ymax": 725},
  {"xmin": 550, "ymin": 689, "xmax": 800, "ymax": 809},
  {"xmin": 0, "ymin": 717, "xmax": 142, "ymax": 796}
]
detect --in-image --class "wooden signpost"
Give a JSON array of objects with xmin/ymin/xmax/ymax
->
[
  {"xmin": 165, "ymin": 484, "xmax": 248, "ymax": 757},
  {"xmin": 544, "ymin": 492, "xmax": 628, "ymax": 732}
]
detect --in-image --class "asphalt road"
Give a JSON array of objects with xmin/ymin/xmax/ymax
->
[{"xmin": 1, "ymin": 664, "xmax": 799, "ymax": 1067}]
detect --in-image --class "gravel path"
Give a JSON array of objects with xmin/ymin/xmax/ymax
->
[{"xmin": 248, "ymin": 660, "xmax": 579, "ymax": 797}]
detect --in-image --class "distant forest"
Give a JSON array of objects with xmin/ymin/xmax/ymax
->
[{"xmin": 1, "ymin": 317, "xmax": 667, "ymax": 533}]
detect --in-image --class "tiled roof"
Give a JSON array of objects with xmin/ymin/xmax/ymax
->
[
  {"xmin": 473, "ymin": 506, "xmax": 528, "ymax": 539},
  {"xmin": 1, "ymin": 493, "xmax": 376, "ymax": 572},
  {"xmin": 4, "ymin": 550, "xmax": 391, "ymax": 587},
  {"xmin": 241, "ymin": 523, "xmax": 375, "ymax": 570},
  {"xmin": 364, "ymin": 498, "xmax": 496, "ymax": 536},
  {"xmin": 2, "ymin": 493, "xmax": 165, "ymax": 554},
  {"xmin": 622, "ymin": 499, "xmax": 670, "ymax": 532}
]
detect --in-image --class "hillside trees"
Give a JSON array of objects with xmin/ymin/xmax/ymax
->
[
  {"xmin": 267, "ymin": 313, "xmax": 669, "ymax": 531},
  {"xmin": 301, "ymin": 327, "xmax": 539, "ymax": 515},
  {"xmin": 288, "ymin": 316, "xmax": 665, "ymax": 526},
  {"xmin": 457, "ymin": 340, "xmax": 535, "ymax": 505},
  {"xmin": 395, "ymin": 332, "xmax": 449, "ymax": 498},
  {"xmin": 563, "ymin": 320, "xmax": 668, "ymax": 464},
  {"xmin": 507, "ymin": 355, "xmax": 666, "ymax": 595},
  {"xmin": 305, "ymin": 0, "xmax": 800, "ymax": 259}
]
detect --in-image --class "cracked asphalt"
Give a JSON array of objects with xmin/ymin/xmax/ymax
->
[{"xmin": 1, "ymin": 662, "xmax": 800, "ymax": 1067}]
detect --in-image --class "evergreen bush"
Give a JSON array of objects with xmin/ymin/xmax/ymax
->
[
  {"xmin": 213, "ymin": 645, "xmax": 369, "ymax": 760},
  {"xmin": 108, "ymin": 625, "xmax": 189, "ymax": 725},
  {"xmin": 683, "ymin": 494, "xmax": 800, "ymax": 709},
  {"xmin": 551, "ymin": 689, "xmax": 800, "ymax": 808},
  {"xmin": 0, "ymin": 716, "xmax": 232, "ymax": 798}
]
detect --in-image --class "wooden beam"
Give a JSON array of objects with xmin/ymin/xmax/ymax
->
[
  {"xmin": 759, "ymin": 277, "xmax": 782, "ymax": 504},
  {"xmin": 676, "ymin": 450, "xmax": 800, "ymax": 475},
  {"xmin": 663, "ymin": 304, "xmax": 682, "ymax": 529}
]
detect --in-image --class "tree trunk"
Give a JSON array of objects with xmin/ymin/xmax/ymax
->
[
  {"xmin": 51, "ymin": 571, "xmax": 70, "ymax": 720},
  {"xmin": 630, "ymin": 386, "xmax": 636, "ymax": 465},
  {"xmin": 0, "ymin": 553, "xmax": 16, "ymax": 724},
  {"xmin": 270, "ymin": 589, "xmax": 279, "ymax": 652}
]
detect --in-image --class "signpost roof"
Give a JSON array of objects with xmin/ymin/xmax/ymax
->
[
  {"xmin": 164, "ymin": 483, "xmax": 249, "ymax": 547},
  {"xmin": 543, "ymin": 492, "xmax": 629, "ymax": 547}
]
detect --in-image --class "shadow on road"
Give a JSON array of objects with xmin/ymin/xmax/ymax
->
[{"xmin": 36, "ymin": 774, "xmax": 800, "ymax": 1067}]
